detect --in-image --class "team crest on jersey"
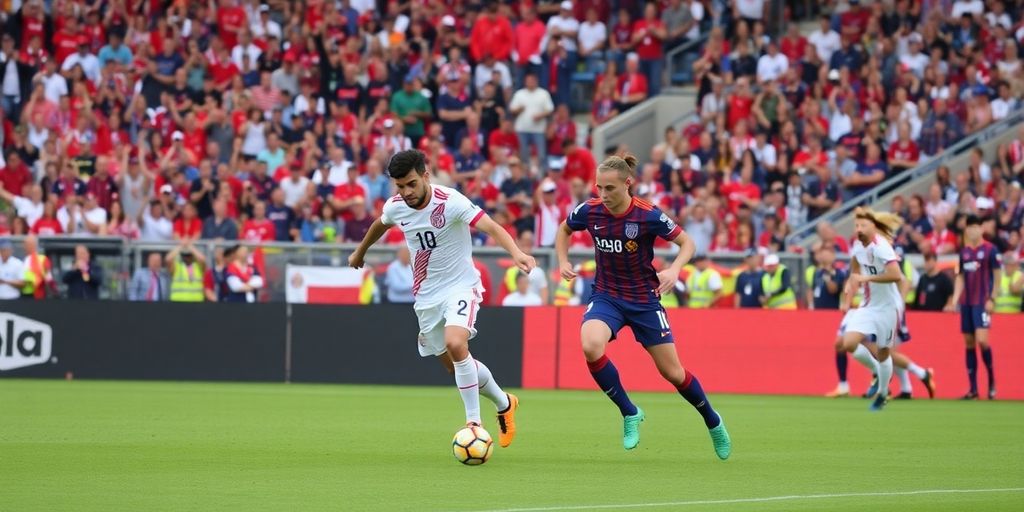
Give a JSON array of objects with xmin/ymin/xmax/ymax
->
[
  {"xmin": 430, "ymin": 202, "xmax": 446, "ymax": 228},
  {"xmin": 625, "ymin": 222, "xmax": 639, "ymax": 239},
  {"xmin": 977, "ymin": 250, "xmax": 984, "ymax": 259},
  {"xmin": 625, "ymin": 240, "xmax": 639, "ymax": 253}
]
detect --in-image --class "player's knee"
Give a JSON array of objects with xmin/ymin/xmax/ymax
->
[
  {"xmin": 581, "ymin": 337, "xmax": 605, "ymax": 361},
  {"xmin": 658, "ymin": 366, "xmax": 685, "ymax": 386}
]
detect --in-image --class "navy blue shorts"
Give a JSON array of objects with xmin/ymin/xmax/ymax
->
[
  {"xmin": 960, "ymin": 305, "xmax": 992, "ymax": 334},
  {"xmin": 583, "ymin": 293, "xmax": 674, "ymax": 346}
]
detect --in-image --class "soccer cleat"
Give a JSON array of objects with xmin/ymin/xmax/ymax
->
[
  {"xmin": 825, "ymin": 384, "xmax": 850, "ymax": 398},
  {"xmin": 988, "ymin": 388, "xmax": 997, "ymax": 400},
  {"xmin": 496, "ymin": 393, "xmax": 519, "ymax": 448},
  {"xmin": 708, "ymin": 416, "xmax": 732, "ymax": 461},
  {"xmin": 868, "ymin": 394, "xmax": 888, "ymax": 412},
  {"xmin": 622, "ymin": 407, "xmax": 645, "ymax": 450},
  {"xmin": 922, "ymin": 368, "xmax": 937, "ymax": 399},
  {"xmin": 862, "ymin": 375, "xmax": 879, "ymax": 398},
  {"xmin": 961, "ymin": 392, "xmax": 979, "ymax": 400},
  {"xmin": 895, "ymin": 391, "xmax": 913, "ymax": 400}
]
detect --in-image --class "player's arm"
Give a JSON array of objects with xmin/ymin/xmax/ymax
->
[
  {"xmin": 949, "ymin": 258, "xmax": 964, "ymax": 312},
  {"xmin": 987, "ymin": 266, "xmax": 1002, "ymax": 314},
  {"xmin": 858, "ymin": 260, "xmax": 903, "ymax": 284},
  {"xmin": 555, "ymin": 221, "xmax": 576, "ymax": 280},
  {"xmin": 843, "ymin": 258, "xmax": 861, "ymax": 307},
  {"xmin": 348, "ymin": 217, "xmax": 392, "ymax": 269},
  {"xmin": 658, "ymin": 230, "xmax": 696, "ymax": 295},
  {"xmin": 475, "ymin": 213, "xmax": 535, "ymax": 274}
]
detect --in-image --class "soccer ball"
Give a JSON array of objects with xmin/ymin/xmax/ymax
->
[{"xmin": 452, "ymin": 425, "xmax": 494, "ymax": 465}]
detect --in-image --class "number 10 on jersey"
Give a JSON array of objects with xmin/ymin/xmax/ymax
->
[{"xmin": 416, "ymin": 231, "xmax": 437, "ymax": 250}]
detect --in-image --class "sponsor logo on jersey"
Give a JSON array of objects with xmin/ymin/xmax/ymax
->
[
  {"xmin": 430, "ymin": 202, "xmax": 446, "ymax": 229},
  {"xmin": 625, "ymin": 240, "xmax": 638, "ymax": 253},
  {"xmin": 0, "ymin": 313, "xmax": 53, "ymax": 371},
  {"xmin": 659, "ymin": 212, "xmax": 676, "ymax": 231},
  {"xmin": 625, "ymin": 222, "xmax": 639, "ymax": 239}
]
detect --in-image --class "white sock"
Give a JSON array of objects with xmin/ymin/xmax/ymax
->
[
  {"xmin": 895, "ymin": 367, "xmax": 912, "ymax": 393},
  {"xmin": 906, "ymin": 362, "xmax": 927, "ymax": 379},
  {"xmin": 852, "ymin": 344, "xmax": 879, "ymax": 373},
  {"xmin": 453, "ymin": 356, "xmax": 481, "ymax": 424},
  {"xmin": 475, "ymin": 360, "xmax": 510, "ymax": 412},
  {"xmin": 877, "ymin": 356, "xmax": 893, "ymax": 398}
]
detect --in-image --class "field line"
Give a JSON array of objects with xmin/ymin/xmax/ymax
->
[{"xmin": 460, "ymin": 487, "xmax": 1024, "ymax": 512}]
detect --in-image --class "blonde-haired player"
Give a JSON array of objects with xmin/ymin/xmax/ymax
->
[{"xmin": 837, "ymin": 208, "xmax": 905, "ymax": 411}]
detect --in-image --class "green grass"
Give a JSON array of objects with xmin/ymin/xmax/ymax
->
[{"xmin": 1, "ymin": 380, "xmax": 1023, "ymax": 511}]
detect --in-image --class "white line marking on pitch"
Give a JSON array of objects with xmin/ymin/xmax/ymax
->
[{"xmin": 460, "ymin": 487, "xmax": 1024, "ymax": 512}]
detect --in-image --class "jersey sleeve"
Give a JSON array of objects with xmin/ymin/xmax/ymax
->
[
  {"xmin": 875, "ymin": 240, "xmax": 899, "ymax": 266},
  {"xmin": 565, "ymin": 201, "xmax": 590, "ymax": 231},
  {"xmin": 989, "ymin": 246, "xmax": 1002, "ymax": 269},
  {"xmin": 650, "ymin": 208, "xmax": 683, "ymax": 241},
  {"xmin": 449, "ymin": 189, "xmax": 485, "ymax": 227},
  {"xmin": 379, "ymin": 198, "xmax": 399, "ymax": 226}
]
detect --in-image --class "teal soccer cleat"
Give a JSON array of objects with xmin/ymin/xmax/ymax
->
[
  {"xmin": 708, "ymin": 416, "xmax": 731, "ymax": 460},
  {"xmin": 623, "ymin": 408, "xmax": 645, "ymax": 450}
]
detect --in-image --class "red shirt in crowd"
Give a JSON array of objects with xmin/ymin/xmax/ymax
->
[
  {"xmin": 617, "ymin": 72, "xmax": 648, "ymax": 99},
  {"xmin": 241, "ymin": 219, "xmax": 276, "ymax": 243},
  {"xmin": 780, "ymin": 35, "xmax": 807, "ymax": 63},
  {"xmin": 53, "ymin": 30, "xmax": 85, "ymax": 67},
  {"xmin": 1, "ymin": 162, "xmax": 33, "ymax": 195},
  {"xmin": 927, "ymin": 228, "xmax": 958, "ymax": 254},
  {"xmin": 564, "ymin": 147, "xmax": 596, "ymax": 185},
  {"xmin": 217, "ymin": 6, "xmax": 247, "ymax": 49},
  {"xmin": 469, "ymin": 15, "xmax": 514, "ymax": 62},
  {"xmin": 173, "ymin": 218, "xmax": 203, "ymax": 239},
  {"xmin": 887, "ymin": 140, "xmax": 920, "ymax": 166},
  {"xmin": 632, "ymin": 19, "xmax": 665, "ymax": 60},
  {"xmin": 840, "ymin": 7, "xmax": 872, "ymax": 43},
  {"xmin": 512, "ymin": 19, "xmax": 546, "ymax": 66},
  {"xmin": 32, "ymin": 218, "xmax": 63, "ymax": 236},
  {"xmin": 488, "ymin": 130, "xmax": 519, "ymax": 160},
  {"xmin": 21, "ymin": 14, "xmax": 46, "ymax": 48},
  {"xmin": 720, "ymin": 181, "xmax": 761, "ymax": 215},
  {"xmin": 332, "ymin": 182, "xmax": 367, "ymax": 221},
  {"xmin": 726, "ymin": 94, "xmax": 754, "ymax": 130}
]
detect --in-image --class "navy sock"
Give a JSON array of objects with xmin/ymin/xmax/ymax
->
[
  {"xmin": 836, "ymin": 352, "xmax": 848, "ymax": 382},
  {"xmin": 966, "ymin": 348, "xmax": 978, "ymax": 394},
  {"xmin": 676, "ymin": 371, "xmax": 721, "ymax": 429},
  {"xmin": 587, "ymin": 355, "xmax": 638, "ymax": 417},
  {"xmin": 981, "ymin": 347, "xmax": 995, "ymax": 388}
]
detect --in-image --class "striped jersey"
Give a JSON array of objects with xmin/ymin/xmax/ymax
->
[
  {"xmin": 959, "ymin": 241, "xmax": 1001, "ymax": 306},
  {"xmin": 566, "ymin": 197, "xmax": 682, "ymax": 304},
  {"xmin": 380, "ymin": 185, "xmax": 485, "ymax": 306}
]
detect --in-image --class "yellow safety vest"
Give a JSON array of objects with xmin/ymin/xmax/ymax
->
[
  {"xmin": 359, "ymin": 269, "xmax": 377, "ymax": 304},
  {"xmin": 553, "ymin": 278, "xmax": 574, "ymax": 306},
  {"xmin": 902, "ymin": 259, "xmax": 916, "ymax": 305},
  {"xmin": 21, "ymin": 253, "xmax": 50, "ymax": 295},
  {"xmin": 994, "ymin": 270, "xmax": 1023, "ymax": 313},
  {"xmin": 686, "ymin": 268, "xmax": 718, "ymax": 308},
  {"xmin": 169, "ymin": 261, "xmax": 205, "ymax": 302},
  {"xmin": 762, "ymin": 264, "xmax": 796, "ymax": 310},
  {"xmin": 661, "ymin": 285, "xmax": 680, "ymax": 308},
  {"xmin": 503, "ymin": 266, "xmax": 520, "ymax": 292},
  {"xmin": 804, "ymin": 265, "xmax": 816, "ymax": 288}
]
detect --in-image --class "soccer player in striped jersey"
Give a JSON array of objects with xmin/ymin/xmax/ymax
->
[
  {"xmin": 348, "ymin": 150, "xmax": 536, "ymax": 446},
  {"xmin": 949, "ymin": 215, "xmax": 1002, "ymax": 399},
  {"xmin": 554, "ymin": 154, "xmax": 731, "ymax": 459}
]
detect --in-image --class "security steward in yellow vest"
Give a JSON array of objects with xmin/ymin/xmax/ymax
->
[
  {"xmin": 994, "ymin": 252, "xmax": 1024, "ymax": 313},
  {"xmin": 686, "ymin": 254, "xmax": 722, "ymax": 308},
  {"xmin": 760, "ymin": 253, "xmax": 796, "ymax": 310},
  {"xmin": 166, "ymin": 242, "xmax": 207, "ymax": 302},
  {"xmin": 20, "ymin": 235, "xmax": 53, "ymax": 299}
]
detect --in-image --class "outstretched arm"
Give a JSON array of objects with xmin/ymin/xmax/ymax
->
[
  {"xmin": 348, "ymin": 218, "xmax": 392, "ymax": 269},
  {"xmin": 658, "ymin": 230, "xmax": 696, "ymax": 295},
  {"xmin": 475, "ymin": 213, "xmax": 535, "ymax": 274}
]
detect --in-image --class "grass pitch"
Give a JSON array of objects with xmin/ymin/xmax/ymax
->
[{"xmin": 2, "ymin": 380, "xmax": 1022, "ymax": 511}]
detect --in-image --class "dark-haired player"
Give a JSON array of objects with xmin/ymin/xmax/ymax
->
[
  {"xmin": 950, "ymin": 215, "xmax": 1002, "ymax": 399},
  {"xmin": 348, "ymin": 149, "xmax": 535, "ymax": 447},
  {"xmin": 554, "ymin": 153, "xmax": 731, "ymax": 459}
]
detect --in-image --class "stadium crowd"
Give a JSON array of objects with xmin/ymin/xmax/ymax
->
[{"xmin": 0, "ymin": 0, "xmax": 1023, "ymax": 307}]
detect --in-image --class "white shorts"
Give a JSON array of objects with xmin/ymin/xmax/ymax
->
[
  {"xmin": 413, "ymin": 288, "xmax": 484, "ymax": 357},
  {"xmin": 839, "ymin": 307, "xmax": 901, "ymax": 349}
]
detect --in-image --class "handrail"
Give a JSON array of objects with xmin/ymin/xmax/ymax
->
[
  {"xmin": 665, "ymin": 34, "xmax": 709, "ymax": 85},
  {"xmin": 784, "ymin": 107, "xmax": 1024, "ymax": 248}
]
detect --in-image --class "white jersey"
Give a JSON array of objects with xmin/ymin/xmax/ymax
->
[
  {"xmin": 851, "ymin": 235, "xmax": 902, "ymax": 310},
  {"xmin": 380, "ymin": 185, "xmax": 484, "ymax": 306}
]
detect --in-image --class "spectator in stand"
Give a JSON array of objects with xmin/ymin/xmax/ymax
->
[
  {"xmin": 512, "ymin": 5, "xmax": 547, "ymax": 88},
  {"xmin": 756, "ymin": 39, "xmax": 788, "ymax": 84},
  {"xmin": 470, "ymin": 2, "xmax": 514, "ymax": 64},
  {"xmin": 202, "ymin": 198, "xmax": 239, "ymax": 240},
  {"xmin": 385, "ymin": 245, "xmax": 415, "ymax": 304},
  {"xmin": 1, "ymin": 151, "xmax": 33, "ymax": 196},
  {"xmin": 888, "ymin": 122, "xmax": 921, "ymax": 175},
  {"xmin": 128, "ymin": 252, "xmax": 169, "ymax": 302},
  {"xmin": 509, "ymin": 73, "xmax": 554, "ymax": 175},
  {"xmin": 454, "ymin": 136, "xmax": 486, "ymax": 188},
  {"xmin": 140, "ymin": 200, "xmax": 174, "ymax": 241},
  {"xmin": 173, "ymin": 203, "xmax": 202, "ymax": 241},
  {"xmin": 502, "ymin": 272, "xmax": 544, "ymax": 306},
  {"xmin": 926, "ymin": 215, "xmax": 959, "ymax": 255},
  {"xmin": 919, "ymin": 98, "xmax": 964, "ymax": 157},
  {"xmin": 224, "ymin": 245, "xmax": 263, "ymax": 303},
  {"xmin": 437, "ymin": 75, "xmax": 474, "ymax": 153},
  {"xmin": 240, "ymin": 201, "xmax": 276, "ymax": 243},
  {"xmin": 0, "ymin": 239, "xmax": 24, "ymax": 301},
  {"xmin": 63, "ymin": 244, "xmax": 102, "ymax": 300},
  {"xmin": 343, "ymin": 204, "xmax": 373, "ymax": 243},
  {"xmin": 684, "ymin": 202, "xmax": 715, "ymax": 255},
  {"xmin": 632, "ymin": 2, "xmax": 667, "ymax": 97},
  {"xmin": 579, "ymin": 6, "xmax": 608, "ymax": 74},
  {"xmin": 616, "ymin": 53, "xmax": 649, "ymax": 112},
  {"xmin": 844, "ymin": 143, "xmax": 888, "ymax": 200},
  {"xmin": 266, "ymin": 188, "xmax": 297, "ymax": 242}
]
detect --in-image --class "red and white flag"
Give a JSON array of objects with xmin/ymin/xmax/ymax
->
[{"xmin": 285, "ymin": 265, "xmax": 373, "ymax": 304}]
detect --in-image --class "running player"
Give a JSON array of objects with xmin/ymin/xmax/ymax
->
[
  {"xmin": 949, "ymin": 215, "xmax": 1002, "ymax": 400},
  {"xmin": 348, "ymin": 150, "xmax": 535, "ymax": 446},
  {"xmin": 836, "ymin": 208, "xmax": 904, "ymax": 411},
  {"xmin": 554, "ymin": 154, "xmax": 731, "ymax": 459}
]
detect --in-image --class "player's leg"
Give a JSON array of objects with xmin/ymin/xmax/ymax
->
[
  {"xmin": 871, "ymin": 345, "xmax": 894, "ymax": 411},
  {"xmin": 840, "ymin": 330, "xmax": 877, "ymax": 374},
  {"xmin": 438, "ymin": 353, "xmax": 513, "ymax": 415},
  {"xmin": 443, "ymin": 326, "xmax": 482, "ymax": 425},
  {"xmin": 975, "ymin": 307, "xmax": 995, "ymax": 398},
  {"xmin": 581, "ymin": 298, "xmax": 643, "ymax": 450},
  {"xmin": 644, "ymin": 343, "xmax": 731, "ymax": 460},
  {"xmin": 890, "ymin": 350, "xmax": 936, "ymax": 399},
  {"xmin": 961, "ymin": 306, "xmax": 979, "ymax": 399},
  {"xmin": 826, "ymin": 320, "xmax": 850, "ymax": 397}
]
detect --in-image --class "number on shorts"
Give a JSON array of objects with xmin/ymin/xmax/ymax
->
[
  {"xmin": 457, "ymin": 300, "xmax": 468, "ymax": 316},
  {"xmin": 656, "ymin": 310, "xmax": 670, "ymax": 329},
  {"xmin": 982, "ymin": 312, "xmax": 991, "ymax": 325},
  {"xmin": 415, "ymin": 231, "xmax": 437, "ymax": 250},
  {"xmin": 586, "ymin": 302, "xmax": 594, "ymax": 313}
]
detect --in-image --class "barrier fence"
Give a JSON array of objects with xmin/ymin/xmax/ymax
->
[{"xmin": 2, "ymin": 303, "xmax": 1021, "ymax": 400}]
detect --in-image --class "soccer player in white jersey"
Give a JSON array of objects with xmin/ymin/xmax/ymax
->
[
  {"xmin": 348, "ymin": 150, "xmax": 536, "ymax": 447},
  {"xmin": 836, "ymin": 208, "xmax": 906, "ymax": 411}
]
